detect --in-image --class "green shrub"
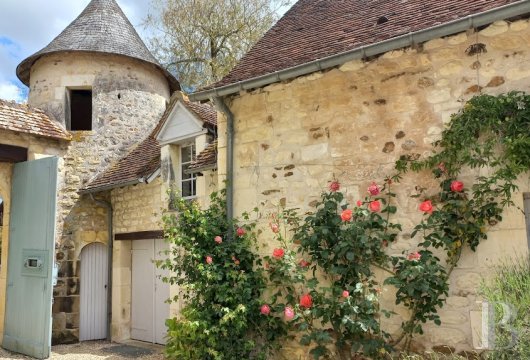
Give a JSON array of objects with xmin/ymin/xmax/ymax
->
[
  {"xmin": 161, "ymin": 190, "xmax": 287, "ymax": 360},
  {"xmin": 480, "ymin": 255, "xmax": 530, "ymax": 359}
]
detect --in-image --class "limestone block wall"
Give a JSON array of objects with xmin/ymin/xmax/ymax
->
[
  {"xmin": 26, "ymin": 52, "xmax": 171, "ymax": 343},
  {"xmin": 218, "ymin": 19, "xmax": 530, "ymax": 355},
  {"xmin": 0, "ymin": 128, "xmax": 68, "ymax": 341},
  {"xmin": 110, "ymin": 178, "xmax": 165, "ymax": 341}
]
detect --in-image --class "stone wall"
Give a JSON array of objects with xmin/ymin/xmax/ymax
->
[
  {"xmin": 218, "ymin": 20, "xmax": 530, "ymax": 356},
  {"xmin": 110, "ymin": 179, "xmax": 164, "ymax": 341},
  {"xmin": 26, "ymin": 52, "xmax": 171, "ymax": 343},
  {"xmin": 0, "ymin": 128, "xmax": 68, "ymax": 341}
]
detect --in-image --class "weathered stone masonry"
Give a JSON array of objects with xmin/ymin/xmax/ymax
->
[
  {"xmin": 26, "ymin": 52, "xmax": 170, "ymax": 343},
  {"xmin": 217, "ymin": 20, "xmax": 530, "ymax": 356}
]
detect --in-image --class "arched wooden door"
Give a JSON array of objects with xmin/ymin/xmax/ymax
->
[{"xmin": 79, "ymin": 242, "xmax": 108, "ymax": 341}]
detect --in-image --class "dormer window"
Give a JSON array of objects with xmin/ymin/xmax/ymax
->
[{"xmin": 68, "ymin": 89, "xmax": 92, "ymax": 131}]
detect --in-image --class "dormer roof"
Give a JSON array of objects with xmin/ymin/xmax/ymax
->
[{"xmin": 16, "ymin": 0, "xmax": 179, "ymax": 91}]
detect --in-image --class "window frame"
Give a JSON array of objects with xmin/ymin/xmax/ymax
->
[{"xmin": 180, "ymin": 143, "xmax": 197, "ymax": 200}]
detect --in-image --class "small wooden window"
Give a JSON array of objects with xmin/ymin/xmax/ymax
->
[
  {"xmin": 181, "ymin": 144, "xmax": 197, "ymax": 199},
  {"xmin": 69, "ymin": 90, "xmax": 92, "ymax": 130}
]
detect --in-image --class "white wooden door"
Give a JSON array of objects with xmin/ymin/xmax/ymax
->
[
  {"xmin": 131, "ymin": 239, "xmax": 169, "ymax": 344},
  {"xmin": 79, "ymin": 242, "xmax": 108, "ymax": 341}
]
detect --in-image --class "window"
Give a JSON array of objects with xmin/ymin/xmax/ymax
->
[
  {"xmin": 69, "ymin": 89, "xmax": 92, "ymax": 130},
  {"xmin": 0, "ymin": 196, "xmax": 3, "ymax": 226},
  {"xmin": 181, "ymin": 144, "xmax": 197, "ymax": 198}
]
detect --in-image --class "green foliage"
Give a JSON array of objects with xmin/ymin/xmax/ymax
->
[
  {"xmin": 480, "ymin": 255, "xmax": 530, "ymax": 360},
  {"xmin": 161, "ymin": 190, "xmax": 287, "ymax": 360}
]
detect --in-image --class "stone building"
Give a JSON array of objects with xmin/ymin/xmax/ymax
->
[
  {"xmin": 1, "ymin": 0, "xmax": 180, "ymax": 351},
  {"xmin": 190, "ymin": 0, "xmax": 530, "ymax": 356},
  {"xmin": 80, "ymin": 92, "xmax": 217, "ymax": 343}
]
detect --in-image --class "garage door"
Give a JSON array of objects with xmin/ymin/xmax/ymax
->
[{"xmin": 131, "ymin": 239, "xmax": 170, "ymax": 344}]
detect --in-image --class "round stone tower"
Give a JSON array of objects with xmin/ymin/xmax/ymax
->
[{"xmin": 15, "ymin": 0, "xmax": 178, "ymax": 344}]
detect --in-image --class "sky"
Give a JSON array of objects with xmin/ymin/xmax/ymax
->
[{"xmin": 0, "ymin": 0, "xmax": 153, "ymax": 102}]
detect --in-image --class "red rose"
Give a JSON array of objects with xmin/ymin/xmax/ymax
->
[
  {"xmin": 356, "ymin": 200, "xmax": 363, "ymax": 207},
  {"xmin": 273, "ymin": 248, "xmax": 285, "ymax": 259},
  {"xmin": 419, "ymin": 200, "xmax": 434, "ymax": 214},
  {"xmin": 300, "ymin": 293, "xmax": 313, "ymax": 308},
  {"xmin": 341, "ymin": 209, "xmax": 352, "ymax": 222},
  {"xmin": 369, "ymin": 200, "xmax": 381, "ymax": 212},
  {"xmin": 214, "ymin": 236, "xmax": 222, "ymax": 244},
  {"xmin": 206, "ymin": 256, "xmax": 213, "ymax": 264},
  {"xmin": 450, "ymin": 180, "xmax": 464, "ymax": 192},
  {"xmin": 329, "ymin": 181, "xmax": 340, "ymax": 192},
  {"xmin": 236, "ymin": 227, "xmax": 245, "ymax": 236},
  {"xmin": 342, "ymin": 290, "xmax": 349, "ymax": 298},
  {"xmin": 407, "ymin": 252, "xmax": 421, "ymax": 261},
  {"xmin": 260, "ymin": 304, "xmax": 271, "ymax": 315},
  {"xmin": 367, "ymin": 182, "xmax": 380, "ymax": 196}
]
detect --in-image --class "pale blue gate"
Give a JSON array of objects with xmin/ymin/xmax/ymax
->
[{"xmin": 3, "ymin": 157, "xmax": 58, "ymax": 359}]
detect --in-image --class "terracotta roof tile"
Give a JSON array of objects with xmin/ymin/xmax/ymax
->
[
  {"xmin": 83, "ymin": 95, "xmax": 217, "ymax": 192},
  {"xmin": 186, "ymin": 140, "xmax": 217, "ymax": 173},
  {"xmin": 207, "ymin": 0, "xmax": 522, "ymax": 89},
  {"xmin": 81, "ymin": 134, "xmax": 160, "ymax": 192},
  {"xmin": 0, "ymin": 99, "xmax": 71, "ymax": 140}
]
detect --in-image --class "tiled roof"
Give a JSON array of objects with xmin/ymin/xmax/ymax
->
[
  {"xmin": 186, "ymin": 140, "xmax": 218, "ymax": 173},
  {"xmin": 207, "ymin": 0, "xmax": 522, "ymax": 89},
  {"xmin": 83, "ymin": 95, "xmax": 217, "ymax": 192},
  {"xmin": 81, "ymin": 134, "xmax": 160, "ymax": 192},
  {"xmin": 16, "ymin": 0, "xmax": 179, "ymax": 91},
  {"xmin": 183, "ymin": 99, "xmax": 217, "ymax": 127},
  {"xmin": 0, "ymin": 99, "xmax": 71, "ymax": 141}
]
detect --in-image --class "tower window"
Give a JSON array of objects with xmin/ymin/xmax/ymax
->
[{"xmin": 69, "ymin": 89, "xmax": 92, "ymax": 131}]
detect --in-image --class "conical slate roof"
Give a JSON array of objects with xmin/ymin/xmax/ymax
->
[{"xmin": 16, "ymin": 0, "xmax": 179, "ymax": 91}]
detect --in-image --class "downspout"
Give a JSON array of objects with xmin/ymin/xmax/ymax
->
[
  {"xmin": 89, "ymin": 193, "xmax": 113, "ymax": 341},
  {"xmin": 212, "ymin": 97, "xmax": 234, "ymax": 238}
]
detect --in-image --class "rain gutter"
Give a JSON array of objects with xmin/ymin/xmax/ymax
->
[
  {"xmin": 189, "ymin": 1, "xmax": 530, "ymax": 102},
  {"xmin": 212, "ymin": 97, "xmax": 234, "ymax": 238}
]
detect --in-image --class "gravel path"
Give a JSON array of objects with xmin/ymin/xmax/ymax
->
[{"xmin": 0, "ymin": 341, "xmax": 165, "ymax": 359}]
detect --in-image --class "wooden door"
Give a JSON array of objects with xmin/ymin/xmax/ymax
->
[
  {"xmin": 79, "ymin": 242, "xmax": 108, "ymax": 341},
  {"xmin": 3, "ymin": 157, "xmax": 58, "ymax": 359},
  {"xmin": 131, "ymin": 239, "xmax": 169, "ymax": 344}
]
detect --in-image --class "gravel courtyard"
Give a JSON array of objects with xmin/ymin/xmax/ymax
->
[{"xmin": 0, "ymin": 341, "xmax": 165, "ymax": 359}]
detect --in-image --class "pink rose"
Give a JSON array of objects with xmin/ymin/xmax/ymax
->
[
  {"xmin": 260, "ymin": 304, "xmax": 271, "ymax": 315},
  {"xmin": 273, "ymin": 248, "xmax": 285, "ymax": 259},
  {"xmin": 299, "ymin": 259, "xmax": 310, "ymax": 268},
  {"xmin": 369, "ymin": 200, "xmax": 381, "ymax": 212},
  {"xmin": 342, "ymin": 290, "xmax": 349, "ymax": 298},
  {"xmin": 368, "ymin": 182, "xmax": 380, "ymax": 196},
  {"xmin": 419, "ymin": 200, "xmax": 434, "ymax": 214},
  {"xmin": 329, "ymin": 181, "xmax": 340, "ymax": 192},
  {"xmin": 450, "ymin": 180, "xmax": 464, "ymax": 192},
  {"xmin": 236, "ymin": 227, "xmax": 245, "ymax": 236},
  {"xmin": 407, "ymin": 252, "xmax": 421, "ymax": 261},
  {"xmin": 206, "ymin": 256, "xmax": 213, "ymax": 264},
  {"xmin": 214, "ymin": 236, "xmax": 222, "ymax": 244},
  {"xmin": 300, "ymin": 294, "xmax": 313, "ymax": 308},
  {"xmin": 438, "ymin": 162, "xmax": 446, "ymax": 173},
  {"xmin": 231, "ymin": 256, "xmax": 240, "ymax": 265},
  {"xmin": 356, "ymin": 200, "xmax": 363, "ymax": 207},
  {"xmin": 341, "ymin": 209, "xmax": 353, "ymax": 222},
  {"xmin": 284, "ymin": 306, "xmax": 295, "ymax": 320},
  {"xmin": 270, "ymin": 223, "xmax": 280, "ymax": 233}
]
